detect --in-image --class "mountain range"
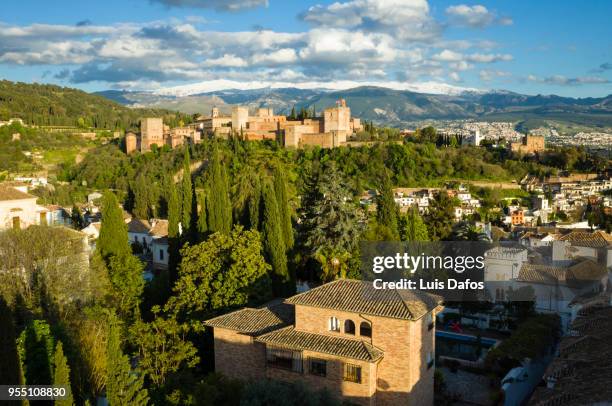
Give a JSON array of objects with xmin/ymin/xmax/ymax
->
[{"xmin": 96, "ymin": 86, "xmax": 612, "ymax": 131}]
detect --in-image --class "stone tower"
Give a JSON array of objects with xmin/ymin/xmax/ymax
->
[{"xmin": 140, "ymin": 118, "xmax": 164, "ymax": 152}]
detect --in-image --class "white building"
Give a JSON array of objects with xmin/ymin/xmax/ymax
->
[{"xmin": 0, "ymin": 183, "xmax": 48, "ymax": 230}]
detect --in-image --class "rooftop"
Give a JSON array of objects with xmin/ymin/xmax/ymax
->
[
  {"xmin": 529, "ymin": 302, "xmax": 612, "ymax": 405},
  {"xmin": 285, "ymin": 279, "xmax": 442, "ymax": 321},
  {"xmin": 558, "ymin": 230, "xmax": 612, "ymax": 248},
  {"xmin": 256, "ymin": 326, "xmax": 384, "ymax": 362},
  {"xmin": 203, "ymin": 302, "xmax": 294, "ymax": 336},
  {"xmin": 0, "ymin": 184, "xmax": 36, "ymax": 201}
]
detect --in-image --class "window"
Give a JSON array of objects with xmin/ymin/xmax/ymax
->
[
  {"xmin": 309, "ymin": 358, "xmax": 327, "ymax": 377},
  {"xmin": 344, "ymin": 319, "xmax": 355, "ymax": 335},
  {"xmin": 427, "ymin": 313, "xmax": 434, "ymax": 331},
  {"xmin": 329, "ymin": 317, "xmax": 340, "ymax": 332},
  {"xmin": 343, "ymin": 363, "xmax": 362, "ymax": 383},
  {"xmin": 266, "ymin": 346, "xmax": 303, "ymax": 373},
  {"xmin": 360, "ymin": 322, "xmax": 372, "ymax": 337},
  {"xmin": 159, "ymin": 249, "xmax": 164, "ymax": 260},
  {"xmin": 12, "ymin": 216, "xmax": 20, "ymax": 230},
  {"xmin": 39, "ymin": 212, "xmax": 47, "ymax": 226}
]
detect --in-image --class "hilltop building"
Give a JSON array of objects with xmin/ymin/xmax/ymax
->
[
  {"xmin": 197, "ymin": 99, "xmax": 362, "ymax": 148},
  {"xmin": 511, "ymin": 135, "xmax": 545, "ymax": 155},
  {"xmin": 126, "ymin": 118, "xmax": 202, "ymax": 154},
  {"xmin": 204, "ymin": 279, "xmax": 443, "ymax": 406}
]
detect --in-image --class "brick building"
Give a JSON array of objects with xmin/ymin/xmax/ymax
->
[
  {"xmin": 511, "ymin": 135, "xmax": 545, "ymax": 155},
  {"xmin": 196, "ymin": 99, "xmax": 363, "ymax": 148},
  {"xmin": 204, "ymin": 279, "xmax": 443, "ymax": 406},
  {"xmin": 125, "ymin": 118, "xmax": 202, "ymax": 154}
]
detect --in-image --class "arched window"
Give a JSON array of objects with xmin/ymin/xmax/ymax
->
[
  {"xmin": 360, "ymin": 322, "xmax": 372, "ymax": 337},
  {"xmin": 344, "ymin": 320, "xmax": 355, "ymax": 335}
]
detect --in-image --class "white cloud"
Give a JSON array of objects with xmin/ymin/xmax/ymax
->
[
  {"xmin": 203, "ymin": 54, "xmax": 248, "ymax": 67},
  {"xmin": 527, "ymin": 74, "xmax": 610, "ymax": 85},
  {"xmin": 251, "ymin": 48, "xmax": 298, "ymax": 65},
  {"xmin": 301, "ymin": 0, "xmax": 440, "ymax": 41},
  {"xmin": 479, "ymin": 69, "xmax": 511, "ymax": 81},
  {"xmin": 446, "ymin": 4, "xmax": 512, "ymax": 28},
  {"xmin": 149, "ymin": 0, "xmax": 268, "ymax": 11}
]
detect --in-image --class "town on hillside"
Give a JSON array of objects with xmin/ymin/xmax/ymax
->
[{"xmin": 1, "ymin": 1, "xmax": 612, "ymax": 405}]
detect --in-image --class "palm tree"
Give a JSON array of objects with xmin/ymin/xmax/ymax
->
[{"xmin": 452, "ymin": 222, "xmax": 491, "ymax": 242}]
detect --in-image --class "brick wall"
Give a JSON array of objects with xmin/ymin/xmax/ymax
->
[{"xmin": 213, "ymin": 327, "xmax": 266, "ymax": 381}]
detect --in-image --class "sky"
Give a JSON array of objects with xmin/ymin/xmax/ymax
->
[{"xmin": 0, "ymin": 0, "xmax": 611, "ymax": 97}]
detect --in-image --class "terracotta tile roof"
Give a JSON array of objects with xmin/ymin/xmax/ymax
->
[
  {"xmin": 529, "ymin": 304, "xmax": 612, "ymax": 406},
  {"xmin": 558, "ymin": 230, "xmax": 612, "ymax": 248},
  {"xmin": 127, "ymin": 218, "xmax": 151, "ymax": 234},
  {"xmin": 518, "ymin": 260, "xmax": 606, "ymax": 286},
  {"xmin": 149, "ymin": 219, "xmax": 168, "ymax": 237},
  {"xmin": 517, "ymin": 264, "xmax": 566, "ymax": 285},
  {"xmin": 256, "ymin": 326, "xmax": 384, "ymax": 362},
  {"xmin": 203, "ymin": 302, "xmax": 294, "ymax": 336},
  {"xmin": 285, "ymin": 279, "xmax": 442, "ymax": 320},
  {"xmin": 566, "ymin": 259, "xmax": 607, "ymax": 283},
  {"xmin": 0, "ymin": 184, "xmax": 36, "ymax": 201}
]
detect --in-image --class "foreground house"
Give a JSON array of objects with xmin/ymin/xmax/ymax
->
[{"xmin": 204, "ymin": 279, "xmax": 443, "ymax": 406}]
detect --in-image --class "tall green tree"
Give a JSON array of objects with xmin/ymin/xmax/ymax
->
[
  {"xmin": 53, "ymin": 341, "xmax": 74, "ymax": 406},
  {"xmin": 0, "ymin": 298, "xmax": 22, "ymax": 385},
  {"xmin": 17, "ymin": 319, "xmax": 55, "ymax": 386},
  {"xmin": 132, "ymin": 173, "xmax": 153, "ymax": 220},
  {"xmin": 301, "ymin": 162, "xmax": 363, "ymax": 255},
  {"xmin": 131, "ymin": 308, "xmax": 199, "ymax": 388},
  {"xmin": 425, "ymin": 193, "xmax": 456, "ymax": 241},
  {"xmin": 166, "ymin": 227, "xmax": 272, "ymax": 329},
  {"xmin": 248, "ymin": 177, "xmax": 262, "ymax": 231},
  {"xmin": 98, "ymin": 192, "xmax": 129, "ymax": 260},
  {"xmin": 273, "ymin": 165, "xmax": 294, "ymax": 249},
  {"xmin": 181, "ymin": 148, "xmax": 193, "ymax": 235},
  {"xmin": 106, "ymin": 315, "xmax": 149, "ymax": 406},
  {"xmin": 197, "ymin": 190, "xmax": 208, "ymax": 235},
  {"xmin": 375, "ymin": 171, "xmax": 399, "ymax": 238},
  {"xmin": 206, "ymin": 143, "xmax": 232, "ymax": 234},
  {"xmin": 167, "ymin": 180, "xmax": 181, "ymax": 283},
  {"xmin": 262, "ymin": 181, "xmax": 290, "ymax": 296},
  {"xmin": 400, "ymin": 206, "xmax": 429, "ymax": 241},
  {"xmin": 108, "ymin": 253, "xmax": 145, "ymax": 322}
]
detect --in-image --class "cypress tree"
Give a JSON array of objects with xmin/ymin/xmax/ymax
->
[
  {"xmin": 375, "ymin": 171, "xmax": 399, "ymax": 239},
  {"xmin": 0, "ymin": 298, "xmax": 22, "ymax": 385},
  {"xmin": 106, "ymin": 316, "xmax": 149, "ymax": 406},
  {"xmin": 206, "ymin": 143, "xmax": 232, "ymax": 234},
  {"xmin": 98, "ymin": 192, "xmax": 130, "ymax": 260},
  {"xmin": 400, "ymin": 206, "xmax": 429, "ymax": 241},
  {"xmin": 262, "ymin": 181, "xmax": 289, "ymax": 296},
  {"xmin": 197, "ymin": 190, "xmax": 208, "ymax": 235},
  {"xmin": 273, "ymin": 165, "xmax": 294, "ymax": 249},
  {"xmin": 53, "ymin": 341, "xmax": 74, "ymax": 406},
  {"xmin": 248, "ymin": 177, "xmax": 261, "ymax": 231},
  {"xmin": 181, "ymin": 148, "xmax": 192, "ymax": 235},
  {"xmin": 167, "ymin": 181, "xmax": 181, "ymax": 283}
]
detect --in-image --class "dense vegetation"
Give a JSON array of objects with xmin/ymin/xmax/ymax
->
[{"xmin": 0, "ymin": 80, "xmax": 191, "ymax": 130}]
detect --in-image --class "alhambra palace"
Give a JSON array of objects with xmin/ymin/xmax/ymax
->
[
  {"xmin": 125, "ymin": 99, "xmax": 362, "ymax": 154},
  {"xmin": 204, "ymin": 279, "xmax": 444, "ymax": 406}
]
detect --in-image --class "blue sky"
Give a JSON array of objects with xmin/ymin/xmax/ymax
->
[{"xmin": 1, "ymin": 0, "xmax": 611, "ymax": 97}]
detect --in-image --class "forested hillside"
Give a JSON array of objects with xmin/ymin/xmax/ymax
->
[{"xmin": 0, "ymin": 80, "xmax": 191, "ymax": 130}]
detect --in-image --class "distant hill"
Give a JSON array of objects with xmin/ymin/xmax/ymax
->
[
  {"xmin": 0, "ymin": 80, "xmax": 190, "ymax": 130},
  {"xmin": 96, "ymin": 85, "xmax": 612, "ymax": 131}
]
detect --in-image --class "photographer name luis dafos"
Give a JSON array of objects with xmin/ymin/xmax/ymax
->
[{"xmin": 371, "ymin": 253, "xmax": 485, "ymax": 290}]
